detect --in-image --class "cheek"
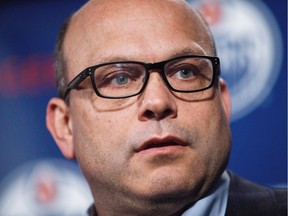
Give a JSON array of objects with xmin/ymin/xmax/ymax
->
[
  {"xmin": 70, "ymin": 102, "xmax": 131, "ymax": 181},
  {"xmin": 183, "ymin": 97, "xmax": 231, "ymax": 168},
  {"xmin": 202, "ymin": 102, "xmax": 231, "ymax": 170}
]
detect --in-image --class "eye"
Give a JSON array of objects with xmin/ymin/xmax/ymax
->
[
  {"xmin": 98, "ymin": 71, "xmax": 135, "ymax": 88},
  {"xmin": 174, "ymin": 69, "xmax": 195, "ymax": 79},
  {"xmin": 111, "ymin": 74, "xmax": 129, "ymax": 85},
  {"xmin": 168, "ymin": 64, "xmax": 200, "ymax": 80},
  {"xmin": 95, "ymin": 66, "xmax": 144, "ymax": 89}
]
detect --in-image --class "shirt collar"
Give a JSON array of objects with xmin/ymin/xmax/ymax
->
[{"xmin": 182, "ymin": 170, "xmax": 230, "ymax": 216}]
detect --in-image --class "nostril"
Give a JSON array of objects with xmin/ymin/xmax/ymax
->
[
  {"xmin": 161, "ymin": 109, "xmax": 176, "ymax": 119},
  {"xmin": 143, "ymin": 109, "xmax": 175, "ymax": 120},
  {"xmin": 143, "ymin": 110, "xmax": 156, "ymax": 119}
]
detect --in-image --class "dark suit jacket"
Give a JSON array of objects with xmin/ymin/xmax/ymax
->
[
  {"xmin": 225, "ymin": 172, "xmax": 287, "ymax": 216},
  {"xmin": 88, "ymin": 172, "xmax": 287, "ymax": 216}
]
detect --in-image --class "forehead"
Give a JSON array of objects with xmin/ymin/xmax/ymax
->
[{"xmin": 63, "ymin": 0, "xmax": 213, "ymax": 78}]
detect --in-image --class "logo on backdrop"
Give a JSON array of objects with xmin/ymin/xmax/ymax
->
[
  {"xmin": 189, "ymin": 0, "xmax": 283, "ymax": 121},
  {"xmin": 0, "ymin": 159, "xmax": 93, "ymax": 216},
  {"xmin": 0, "ymin": 54, "xmax": 55, "ymax": 98}
]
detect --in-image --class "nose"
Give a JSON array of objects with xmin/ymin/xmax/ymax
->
[{"xmin": 137, "ymin": 72, "xmax": 177, "ymax": 121}]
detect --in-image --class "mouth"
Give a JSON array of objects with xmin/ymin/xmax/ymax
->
[{"xmin": 135, "ymin": 137, "xmax": 187, "ymax": 153}]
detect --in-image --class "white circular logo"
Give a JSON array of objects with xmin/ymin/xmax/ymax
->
[
  {"xmin": 0, "ymin": 159, "xmax": 93, "ymax": 216},
  {"xmin": 189, "ymin": 0, "xmax": 283, "ymax": 121}
]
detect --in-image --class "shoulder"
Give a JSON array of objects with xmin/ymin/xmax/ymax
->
[{"xmin": 225, "ymin": 171, "xmax": 287, "ymax": 216}]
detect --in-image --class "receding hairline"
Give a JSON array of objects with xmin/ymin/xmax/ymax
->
[{"xmin": 65, "ymin": 0, "xmax": 216, "ymax": 55}]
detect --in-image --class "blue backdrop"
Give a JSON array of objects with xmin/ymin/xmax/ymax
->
[{"xmin": 0, "ymin": 0, "xmax": 286, "ymax": 213}]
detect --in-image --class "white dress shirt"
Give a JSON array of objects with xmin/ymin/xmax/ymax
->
[{"xmin": 182, "ymin": 171, "xmax": 230, "ymax": 216}]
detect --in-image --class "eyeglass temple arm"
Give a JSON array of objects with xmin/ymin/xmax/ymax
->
[{"xmin": 63, "ymin": 69, "xmax": 92, "ymax": 99}]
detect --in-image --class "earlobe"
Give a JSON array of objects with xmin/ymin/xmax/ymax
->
[
  {"xmin": 46, "ymin": 98, "xmax": 75, "ymax": 159},
  {"xmin": 219, "ymin": 78, "xmax": 231, "ymax": 122}
]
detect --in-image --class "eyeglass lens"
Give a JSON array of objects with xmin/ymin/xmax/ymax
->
[{"xmin": 93, "ymin": 57, "xmax": 214, "ymax": 98}]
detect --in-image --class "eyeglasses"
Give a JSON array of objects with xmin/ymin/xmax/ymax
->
[{"xmin": 64, "ymin": 55, "xmax": 220, "ymax": 99}]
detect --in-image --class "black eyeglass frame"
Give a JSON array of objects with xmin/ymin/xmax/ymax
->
[{"xmin": 63, "ymin": 55, "xmax": 221, "ymax": 99}]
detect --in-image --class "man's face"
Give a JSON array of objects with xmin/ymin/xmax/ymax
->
[{"xmin": 59, "ymin": 0, "xmax": 231, "ymax": 213}]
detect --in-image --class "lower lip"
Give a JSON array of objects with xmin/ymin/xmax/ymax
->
[{"xmin": 137, "ymin": 145, "xmax": 187, "ymax": 156}]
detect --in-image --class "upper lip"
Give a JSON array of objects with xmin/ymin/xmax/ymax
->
[{"xmin": 135, "ymin": 136, "xmax": 188, "ymax": 152}]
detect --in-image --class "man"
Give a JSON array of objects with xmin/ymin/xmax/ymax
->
[{"xmin": 46, "ymin": 0, "xmax": 286, "ymax": 215}]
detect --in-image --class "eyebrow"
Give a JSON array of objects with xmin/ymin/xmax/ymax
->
[
  {"xmin": 167, "ymin": 47, "xmax": 206, "ymax": 60},
  {"xmin": 96, "ymin": 47, "xmax": 206, "ymax": 65}
]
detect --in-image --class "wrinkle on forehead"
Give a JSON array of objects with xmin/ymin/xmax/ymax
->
[
  {"xmin": 73, "ymin": 0, "xmax": 206, "ymax": 30},
  {"xmin": 71, "ymin": 1, "xmax": 197, "ymax": 32}
]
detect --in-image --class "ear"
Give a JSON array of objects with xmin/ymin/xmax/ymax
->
[
  {"xmin": 219, "ymin": 78, "xmax": 231, "ymax": 122},
  {"xmin": 46, "ymin": 98, "xmax": 75, "ymax": 159}
]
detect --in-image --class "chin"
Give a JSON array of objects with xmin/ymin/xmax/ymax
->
[{"xmin": 139, "ymin": 168, "xmax": 203, "ymax": 203}]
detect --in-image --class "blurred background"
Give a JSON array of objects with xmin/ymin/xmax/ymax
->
[{"xmin": 0, "ymin": 0, "xmax": 286, "ymax": 215}]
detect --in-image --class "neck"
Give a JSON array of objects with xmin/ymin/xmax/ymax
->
[{"xmin": 90, "ymin": 189, "xmax": 198, "ymax": 216}]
